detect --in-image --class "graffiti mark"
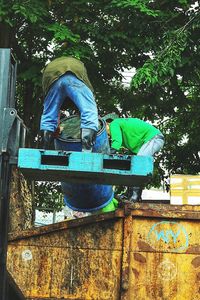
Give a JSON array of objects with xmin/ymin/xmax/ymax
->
[
  {"xmin": 158, "ymin": 260, "xmax": 177, "ymax": 281},
  {"xmin": 154, "ymin": 229, "xmax": 181, "ymax": 244},
  {"xmin": 147, "ymin": 221, "xmax": 189, "ymax": 252},
  {"xmin": 21, "ymin": 249, "xmax": 32, "ymax": 261}
]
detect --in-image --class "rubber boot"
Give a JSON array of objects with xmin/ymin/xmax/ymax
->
[
  {"xmin": 129, "ymin": 187, "xmax": 143, "ymax": 203},
  {"xmin": 42, "ymin": 130, "xmax": 54, "ymax": 149},
  {"xmin": 81, "ymin": 128, "xmax": 97, "ymax": 152}
]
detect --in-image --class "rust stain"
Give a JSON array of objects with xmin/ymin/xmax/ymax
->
[
  {"xmin": 121, "ymin": 280, "xmax": 129, "ymax": 291},
  {"xmin": 137, "ymin": 240, "xmax": 155, "ymax": 252},
  {"xmin": 186, "ymin": 244, "xmax": 200, "ymax": 254},
  {"xmin": 196, "ymin": 273, "xmax": 200, "ymax": 281},
  {"xmin": 134, "ymin": 253, "xmax": 146, "ymax": 263},
  {"xmin": 191, "ymin": 256, "xmax": 200, "ymax": 268},
  {"xmin": 132, "ymin": 268, "xmax": 139, "ymax": 278}
]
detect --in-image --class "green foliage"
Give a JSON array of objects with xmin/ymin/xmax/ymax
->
[
  {"xmin": 111, "ymin": 0, "xmax": 160, "ymax": 17},
  {"xmin": 47, "ymin": 23, "xmax": 80, "ymax": 43},
  {"xmin": 131, "ymin": 29, "xmax": 189, "ymax": 89},
  {"xmin": 1, "ymin": 0, "xmax": 200, "ymax": 208},
  {"xmin": 34, "ymin": 182, "xmax": 64, "ymax": 212}
]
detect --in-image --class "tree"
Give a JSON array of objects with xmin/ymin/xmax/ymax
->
[{"xmin": 0, "ymin": 0, "xmax": 199, "ymax": 210}]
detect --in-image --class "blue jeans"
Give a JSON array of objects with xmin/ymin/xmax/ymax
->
[
  {"xmin": 40, "ymin": 74, "xmax": 98, "ymax": 132},
  {"xmin": 137, "ymin": 134, "xmax": 164, "ymax": 156}
]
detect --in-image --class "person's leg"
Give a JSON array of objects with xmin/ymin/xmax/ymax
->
[
  {"xmin": 63, "ymin": 74, "xmax": 98, "ymax": 131},
  {"xmin": 40, "ymin": 74, "xmax": 99, "ymax": 133},
  {"xmin": 129, "ymin": 134, "xmax": 165, "ymax": 202},
  {"xmin": 40, "ymin": 74, "xmax": 98, "ymax": 150},
  {"xmin": 137, "ymin": 134, "xmax": 165, "ymax": 156},
  {"xmin": 40, "ymin": 78, "xmax": 66, "ymax": 132},
  {"xmin": 40, "ymin": 78, "xmax": 68, "ymax": 148},
  {"xmin": 62, "ymin": 74, "xmax": 98, "ymax": 151}
]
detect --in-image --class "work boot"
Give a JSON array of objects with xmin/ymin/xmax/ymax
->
[
  {"xmin": 129, "ymin": 187, "xmax": 143, "ymax": 203},
  {"xmin": 42, "ymin": 130, "xmax": 54, "ymax": 149},
  {"xmin": 81, "ymin": 128, "xmax": 97, "ymax": 152}
]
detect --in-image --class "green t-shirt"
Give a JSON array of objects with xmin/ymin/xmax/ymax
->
[
  {"xmin": 42, "ymin": 56, "xmax": 94, "ymax": 95},
  {"xmin": 110, "ymin": 118, "xmax": 161, "ymax": 154}
]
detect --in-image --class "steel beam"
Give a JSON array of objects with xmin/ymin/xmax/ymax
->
[{"xmin": 0, "ymin": 48, "xmax": 25, "ymax": 300}]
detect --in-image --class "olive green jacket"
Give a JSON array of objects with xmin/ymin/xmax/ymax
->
[{"xmin": 42, "ymin": 56, "xmax": 94, "ymax": 95}]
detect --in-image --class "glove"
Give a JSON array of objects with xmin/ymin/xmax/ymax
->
[
  {"xmin": 42, "ymin": 130, "xmax": 54, "ymax": 149},
  {"xmin": 81, "ymin": 128, "xmax": 97, "ymax": 152},
  {"xmin": 129, "ymin": 187, "xmax": 143, "ymax": 202},
  {"xmin": 110, "ymin": 148, "xmax": 117, "ymax": 154},
  {"xmin": 101, "ymin": 198, "xmax": 119, "ymax": 213}
]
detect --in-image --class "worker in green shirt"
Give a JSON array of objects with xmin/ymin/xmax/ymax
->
[
  {"xmin": 40, "ymin": 56, "xmax": 98, "ymax": 151},
  {"xmin": 105, "ymin": 115, "xmax": 164, "ymax": 202}
]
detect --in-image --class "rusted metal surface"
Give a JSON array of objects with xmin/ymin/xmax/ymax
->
[
  {"xmin": 7, "ymin": 271, "xmax": 26, "ymax": 300},
  {"xmin": 131, "ymin": 202, "xmax": 200, "ymax": 219},
  {"xmin": 8, "ymin": 210, "xmax": 124, "ymax": 242},
  {"xmin": 131, "ymin": 218, "xmax": 200, "ymax": 254},
  {"xmin": 7, "ymin": 203, "xmax": 200, "ymax": 299},
  {"xmin": 120, "ymin": 214, "xmax": 132, "ymax": 300},
  {"xmin": 128, "ymin": 204, "xmax": 200, "ymax": 299},
  {"xmin": 8, "ymin": 217, "xmax": 123, "ymax": 300},
  {"xmin": 129, "ymin": 252, "xmax": 200, "ymax": 299}
]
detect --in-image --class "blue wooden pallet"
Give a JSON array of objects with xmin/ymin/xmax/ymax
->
[{"xmin": 18, "ymin": 148, "xmax": 153, "ymax": 186}]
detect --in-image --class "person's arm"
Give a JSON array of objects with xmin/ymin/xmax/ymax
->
[{"xmin": 110, "ymin": 121, "xmax": 122, "ymax": 150}]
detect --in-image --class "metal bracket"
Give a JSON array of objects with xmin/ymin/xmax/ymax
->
[{"xmin": 0, "ymin": 108, "xmax": 27, "ymax": 159}]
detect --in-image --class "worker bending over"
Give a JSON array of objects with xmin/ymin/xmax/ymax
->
[
  {"xmin": 106, "ymin": 116, "xmax": 165, "ymax": 202},
  {"xmin": 40, "ymin": 56, "xmax": 98, "ymax": 151}
]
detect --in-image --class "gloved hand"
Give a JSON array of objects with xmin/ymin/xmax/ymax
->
[
  {"xmin": 110, "ymin": 148, "xmax": 117, "ymax": 154},
  {"xmin": 42, "ymin": 130, "xmax": 54, "ymax": 149},
  {"xmin": 101, "ymin": 198, "xmax": 118, "ymax": 213},
  {"xmin": 129, "ymin": 187, "xmax": 143, "ymax": 202},
  {"xmin": 81, "ymin": 128, "xmax": 97, "ymax": 152}
]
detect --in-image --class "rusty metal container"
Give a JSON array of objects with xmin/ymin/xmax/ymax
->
[{"xmin": 7, "ymin": 203, "xmax": 200, "ymax": 300}]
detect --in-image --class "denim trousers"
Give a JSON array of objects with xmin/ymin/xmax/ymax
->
[
  {"xmin": 40, "ymin": 73, "xmax": 98, "ymax": 132},
  {"xmin": 137, "ymin": 134, "xmax": 165, "ymax": 156}
]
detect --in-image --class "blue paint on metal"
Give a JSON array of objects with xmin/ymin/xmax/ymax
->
[
  {"xmin": 154, "ymin": 229, "xmax": 181, "ymax": 243},
  {"xmin": 147, "ymin": 221, "xmax": 189, "ymax": 252}
]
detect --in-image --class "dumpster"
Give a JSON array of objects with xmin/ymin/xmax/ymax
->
[{"xmin": 7, "ymin": 202, "xmax": 200, "ymax": 300}]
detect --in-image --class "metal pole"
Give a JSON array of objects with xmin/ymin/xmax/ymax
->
[
  {"xmin": 0, "ymin": 48, "xmax": 25, "ymax": 300},
  {"xmin": 0, "ymin": 153, "xmax": 12, "ymax": 300}
]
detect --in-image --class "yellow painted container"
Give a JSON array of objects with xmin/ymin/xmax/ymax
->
[
  {"xmin": 7, "ymin": 203, "xmax": 200, "ymax": 300},
  {"xmin": 170, "ymin": 174, "xmax": 200, "ymax": 205}
]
